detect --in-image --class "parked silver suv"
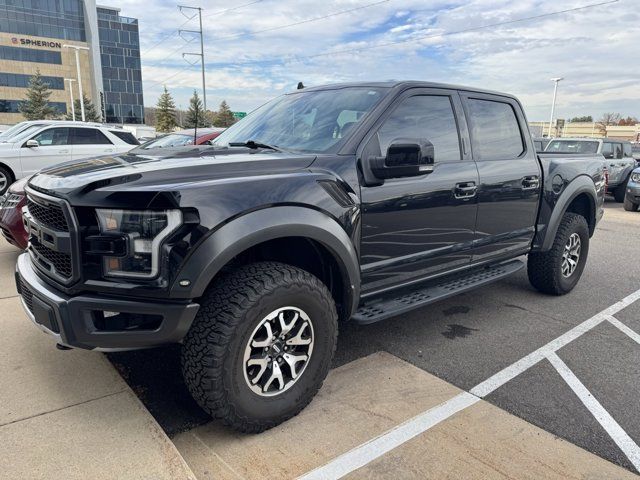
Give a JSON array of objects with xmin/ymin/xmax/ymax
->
[{"xmin": 545, "ymin": 137, "xmax": 636, "ymax": 202}]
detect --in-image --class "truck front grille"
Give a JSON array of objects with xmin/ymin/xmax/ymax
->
[
  {"xmin": 31, "ymin": 242, "xmax": 73, "ymax": 279},
  {"xmin": 26, "ymin": 199, "xmax": 69, "ymax": 232},
  {"xmin": 25, "ymin": 191, "xmax": 78, "ymax": 285}
]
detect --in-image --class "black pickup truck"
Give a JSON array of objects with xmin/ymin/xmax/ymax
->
[{"xmin": 16, "ymin": 81, "xmax": 605, "ymax": 432}]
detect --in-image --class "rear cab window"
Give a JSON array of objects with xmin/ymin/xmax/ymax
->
[
  {"xmin": 465, "ymin": 97, "xmax": 524, "ymax": 160},
  {"xmin": 545, "ymin": 140, "xmax": 599, "ymax": 154}
]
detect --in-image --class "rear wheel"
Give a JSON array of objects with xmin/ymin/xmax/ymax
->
[
  {"xmin": 624, "ymin": 195, "xmax": 639, "ymax": 212},
  {"xmin": 527, "ymin": 212, "xmax": 589, "ymax": 295},
  {"xmin": 181, "ymin": 261, "xmax": 338, "ymax": 433}
]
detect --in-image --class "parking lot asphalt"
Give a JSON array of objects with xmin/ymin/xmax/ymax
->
[{"xmin": 108, "ymin": 200, "xmax": 640, "ymax": 474}]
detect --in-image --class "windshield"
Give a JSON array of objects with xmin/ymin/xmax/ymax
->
[
  {"xmin": 545, "ymin": 140, "xmax": 599, "ymax": 154},
  {"xmin": 139, "ymin": 134, "xmax": 196, "ymax": 149},
  {"xmin": 0, "ymin": 122, "xmax": 45, "ymax": 142},
  {"xmin": 8, "ymin": 124, "xmax": 48, "ymax": 144},
  {"xmin": 213, "ymin": 87, "xmax": 387, "ymax": 153}
]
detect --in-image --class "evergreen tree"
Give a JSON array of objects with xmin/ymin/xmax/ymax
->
[
  {"xmin": 183, "ymin": 90, "xmax": 208, "ymax": 128},
  {"xmin": 19, "ymin": 70, "xmax": 57, "ymax": 120},
  {"xmin": 155, "ymin": 86, "xmax": 178, "ymax": 132},
  {"xmin": 213, "ymin": 100, "xmax": 236, "ymax": 127},
  {"xmin": 65, "ymin": 94, "xmax": 101, "ymax": 122}
]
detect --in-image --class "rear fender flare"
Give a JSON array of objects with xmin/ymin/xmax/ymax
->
[{"xmin": 537, "ymin": 175, "xmax": 597, "ymax": 251}]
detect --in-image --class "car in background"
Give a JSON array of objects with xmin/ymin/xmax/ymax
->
[
  {"xmin": 532, "ymin": 137, "xmax": 552, "ymax": 152},
  {"xmin": 632, "ymin": 143, "xmax": 640, "ymax": 164},
  {"xmin": 0, "ymin": 123, "xmax": 139, "ymax": 195},
  {"xmin": 624, "ymin": 167, "xmax": 640, "ymax": 212},
  {"xmin": 136, "ymin": 128, "xmax": 225, "ymax": 150},
  {"xmin": 545, "ymin": 137, "xmax": 636, "ymax": 202},
  {"xmin": 0, "ymin": 176, "xmax": 28, "ymax": 249}
]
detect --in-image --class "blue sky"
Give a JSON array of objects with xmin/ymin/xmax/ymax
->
[{"xmin": 113, "ymin": 0, "xmax": 638, "ymax": 121}]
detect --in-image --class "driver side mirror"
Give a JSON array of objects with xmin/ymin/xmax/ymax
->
[
  {"xmin": 24, "ymin": 139, "xmax": 39, "ymax": 148},
  {"xmin": 365, "ymin": 138, "xmax": 435, "ymax": 185}
]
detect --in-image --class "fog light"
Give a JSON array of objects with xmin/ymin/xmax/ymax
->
[{"xmin": 103, "ymin": 311, "xmax": 119, "ymax": 318}]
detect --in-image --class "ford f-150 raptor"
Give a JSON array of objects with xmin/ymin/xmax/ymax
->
[{"xmin": 15, "ymin": 81, "xmax": 605, "ymax": 432}]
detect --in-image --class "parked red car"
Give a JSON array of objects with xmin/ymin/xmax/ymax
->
[
  {"xmin": 0, "ymin": 177, "xmax": 28, "ymax": 249},
  {"xmin": 136, "ymin": 128, "xmax": 225, "ymax": 150}
]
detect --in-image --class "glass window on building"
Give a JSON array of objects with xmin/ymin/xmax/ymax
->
[
  {"xmin": 0, "ymin": 0, "xmax": 86, "ymax": 41},
  {"xmin": 98, "ymin": 8, "xmax": 144, "ymax": 124}
]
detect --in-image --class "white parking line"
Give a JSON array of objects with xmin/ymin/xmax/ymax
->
[
  {"xmin": 547, "ymin": 352, "xmax": 640, "ymax": 471},
  {"xmin": 607, "ymin": 316, "xmax": 640, "ymax": 346},
  {"xmin": 298, "ymin": 392, "xmax": 480, "ymax": 480},
  {"xmin": 298, "ymin": 287, "xmax": 640, "ymax": 479}
]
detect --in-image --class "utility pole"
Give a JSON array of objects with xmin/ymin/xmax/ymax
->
[
  {"xmin": 178, "ymin": 5, "xmax": 207, "ymax": 116},
  {"xmin": 64, "ymin": 78, "xmax": 76, "ymax": 121},
  {"xmin": 62, "ymin": 45, "xmax": 90, "ymax": 122},
  {"xmin": 547, "ymin": 77, "xmax": 564, "ymax": 137}
]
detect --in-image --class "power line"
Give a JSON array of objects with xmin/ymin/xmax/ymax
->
[
  {"xmin": 213, "ymin": 0, "xmax": 392, "ymax": 41},
  {"xmin": 141, "ymin": 1, "xmax": 263, "ymax": 56},
  {"xmin": 202, "ymin": 0, "xmax": 263, "ymax": 19},
  {"xmin": 207, "ymin": 0, "xmax": 619, "ymax": 67},
  {"xmin": 141, "ymin": 16, "xmax": 194, "ymax": 55}
]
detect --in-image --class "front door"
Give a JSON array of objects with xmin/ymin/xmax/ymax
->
[
  {"xmin": 460, "ymin": 93, "xmax": 541, "ymax": 262},
  {"xmin": 359, "ymin": 89, "xmax": 478, "ymax": 294},
  {"xmin": 20, "ymin": 127, "xmax": 72, "ymax": 177}
]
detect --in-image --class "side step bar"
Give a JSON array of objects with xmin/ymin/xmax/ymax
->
[{"xmin": 352, "ymin": 259, "xmax": 524, "ymax": 325}]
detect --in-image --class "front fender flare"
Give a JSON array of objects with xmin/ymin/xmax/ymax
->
[
  {"xmin": 534, "ymin": 175, "xmax": 597, "ymax": 251},
  {"xmin": 170, "ymin": 206, "xmax": 360, "ymax": 316}
]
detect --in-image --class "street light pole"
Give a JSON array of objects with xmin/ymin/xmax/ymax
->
[
  {"xmin": 64, "ymin": 78, "xmax": 76, "ymax": 121},
  {"xmin": 62, "ymin": 45, "xmax": 90, "ymax": 122},
  {"xmin": 548, "ymin": 77, "xmax": 564, "ymax": 137}
]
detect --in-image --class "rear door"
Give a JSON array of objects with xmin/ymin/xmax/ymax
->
[
  {"xmin": 460, "ymin": 92, "xmax": 541, "ymax": 263},
  {"xmin": 70, "ymin": 127, "xmax": 115, "ymax": 160},
  {"xmin": 359, "ymin": 88, "xmax": 479, "ymax": 293},
  {"xmin": 19, "ymin": 127, "xmax": 72, "ymax": 176}
]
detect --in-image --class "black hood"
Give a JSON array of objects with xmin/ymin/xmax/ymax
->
[{"xmin": 28, "ymin": 147, "xmax": 317, "ymax": 198}]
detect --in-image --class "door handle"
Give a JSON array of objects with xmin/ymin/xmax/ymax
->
[
  {"xmin": 522, "ymin": 175, "xmax": 540, "ymax": 190},
  {"xmin": 454, "ymin": 181, "xmax": 477, "ymax": 200},
  {"xmin": 58, "ymin": 150, "xmax": 69, "ymax": 154},
  {"xmin": 103, "ymin": 149, "xmax": 115, "ymax": 153}
]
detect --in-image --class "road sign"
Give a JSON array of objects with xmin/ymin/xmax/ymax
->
[{"xmin": 232, "ymin": 111, "xmax": 247, "ymax": 119}]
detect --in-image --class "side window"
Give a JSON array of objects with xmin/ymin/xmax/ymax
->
[
  {"xmin": 601, "ymin": 143, "xmax": 613, "ymax": 159},
  {"xmin": 32, "ymin": 127, "xmax": 69, "ymax": 146},
  {"xmin": 623, "ymin": 143, "xmax": 632, "ymax": 158},
  {"xmin": 614, "ymin": 143, "xmax": 623, "ymax": 159},
  {"xmin": 71, "ymin": 128, "xmax": 112, "ymax": 145},
  {"xmin": 377, "ymin": 95, "xmax": 461, "ymax": 162},
  {"xmin": 466, "ymin": 98, "xmax": 524, "ymax": 160}
]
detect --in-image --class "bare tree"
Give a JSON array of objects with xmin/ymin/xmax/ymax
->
[{"xmin": 596, "ymin": 112, "xmax": 621, "ymax": 135}]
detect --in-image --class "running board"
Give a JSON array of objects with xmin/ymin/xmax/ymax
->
[{"xmin": 352, "ymin": 259, "xmax": 525, "ymax": 324}]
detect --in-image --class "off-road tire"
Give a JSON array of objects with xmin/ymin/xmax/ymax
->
[
  {"xmin": 623, "ymin": 195, "xmax": 639, "ymax": 212},
  {"xmin": 613, "ymin": 179, "xmax": 628, "ymax": 203},
  {"xmin": 527, "ymin": 212, "xmax": 589, "ymax": 295},
  {"xmin": 181, "ymin": 261, "xmax": 338, "ymax": 433}
]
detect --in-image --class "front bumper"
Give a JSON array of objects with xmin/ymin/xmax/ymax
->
[
  {"xmin": 627, "ymin": 183, "xmax": 640, "ymax": 203},
  {"xmin": 15, "ymin": 253, "xmax": 199, "ymax": 350}
]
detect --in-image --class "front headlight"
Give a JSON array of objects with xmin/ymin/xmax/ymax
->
[
  {"xmin": 95, "ymin": 209, "xmax": 182, "ymax": 278},
  {"xmin": 631, "ymin": 172, "xmax": 640, "ymax": 183}
]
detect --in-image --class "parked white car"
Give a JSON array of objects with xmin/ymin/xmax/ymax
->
[{"xmin": 0, "ymin": 123, "xmax": 139, "ymax": 194}]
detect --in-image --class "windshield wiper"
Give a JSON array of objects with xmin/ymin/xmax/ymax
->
[{"xmin": 228, "ymin": 140, "xmax": 281, "ymax": 151}]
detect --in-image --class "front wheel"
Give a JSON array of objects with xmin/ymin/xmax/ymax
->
[
  {"xmin": 623, "ymin": 195, "xmax": 639, "ymax": 212},
  {"xmin": 527, "ymin": 212, "xmax": 589, "ymax": 295},
  {"xmin": 181, "ymin": 261, "xmax": 338, "ymax": 433}
]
